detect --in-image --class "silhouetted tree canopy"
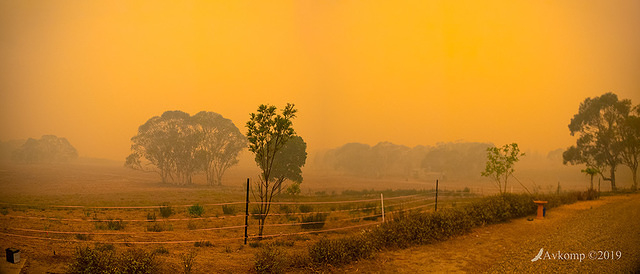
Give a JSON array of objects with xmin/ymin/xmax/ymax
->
[
  {"xmin": 12, "ymin": 135, "xmax": 78, "ymax": 163},
  {"xmin": 319, "ymin": 141, "xmax": 490, "ymax": 180},
  {"xmin": 563, "ymin": 92, "xmax": 634, "ymax": 191},
  {"xmin": 126, "ymin": 110, "xmax": 245, "ymax": 185}
]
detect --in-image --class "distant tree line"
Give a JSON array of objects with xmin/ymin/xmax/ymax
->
[
  {"xmin": 563, "ymin": 92, "xmax": 639, "ymax": 191},
  {"xmin": 12, "ymin": 135, "xmax": 78, "ymax": 163},
  {"xmin": 126, "ymin": 110, "xmax": 246, "ymax": 185},
  {"xmin": 317, "ymin": 141, "xmax": 491, "ymax": 181}
]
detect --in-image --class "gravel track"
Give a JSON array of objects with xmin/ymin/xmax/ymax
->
[{"xmin": 488, "ymin": 194, "xmax": 640, "ymax": 273}]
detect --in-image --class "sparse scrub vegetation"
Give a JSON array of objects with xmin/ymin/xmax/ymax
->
[
  {"xmin": 297, "ymin": 192, "xmax": 583, "ymax": 269},
  {"xmin": 68, "ymin": 246, "xmax": 159, "ymax": 274},
  {"xmin": 146, "ymin": 222, "xmax": 173, "ymax": 232},
  {"xmin": 188, "ymin": 204, "xmax": 205, "ymax": 217},
  {"xmin": 95, "ymin": 219, "xmax": 125, "ymax": 230},
  {"xmin": 159, "ymin": 203, "xmax": 173, "ymax": 218},
  {"xmin": 298, "ymin": 204, "xmax": 313, "ymax": 213},
  {"xmin": 75, "ymin": 233, "xmax": 91, "ymax": 241},
  {"xmin": 181, "ymin": 250, "xmax": 198, "ymax": 274},
  {"xmin": 194, "ymin": 240, "xmax": 213, "ymax": 247},
  {"xmin": 300, "ymin": 213, "xmax": 328, "ymax": 229},
  {"xmin": 222, "ymin": 204, "xmax": 236, "ymax": 215},
  {"xmin": 254, "ymin": 244, "xmax": 287, "ymax": 273}
]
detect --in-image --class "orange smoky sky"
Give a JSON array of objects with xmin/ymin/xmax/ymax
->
[{"xmin": 1, "ymin": 1, "xmax": 639, "ymax": 161}]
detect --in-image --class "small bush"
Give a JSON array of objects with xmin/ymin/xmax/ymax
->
[
  {"xmin": 146, "ymin": 222, "xmax": 172, "ymax": 232},
  {"xmin": 153, "ymin": 246, "xmax": 169, "ymax": 255},
  {"xmin": 254, "ymin": 244, "xmax": 287, "ymax": 273},
  {"xmin": 188, "ymin": 204, "xmax": 205, "ymax": 217},
  {"xmin": 95, "ymin": 219, "xmax": 125, "ymax": 230},
  {"xmin": 146, "ymin": 212, "xmax": 156, "ymax": 221},
  {"xmin": 279, "ymin": 205, "xmax": 294, "ymax": 214},
  {"xmin": 68, "ymin": 246, "xmax": 159, "ymax": 274},
  {"xmin": 1, "ymin": 208, "xmax": 9, "ymax": 215},
  {"xmin": 273, "ymin": 239, "xmax": 295, "ymax": 247},
  {"xmin": 118, "ymin": 248, "xmax": 159, "ymax": 273},
  {"xmin": 194, "ymin": 240, "xmax": 213, "ymax": 247},
  {"xmin": 75, "ymin": 233, "xmax": 92, "ymax": 241},
  {"xmin": 68, "ymin": 246, "xmax": 115, "ymax": 273},
  {"xmin": 286, "ymin": 182, "xmax": 301, "ymax": 196},
  {"xmin": 95, "ymin": 244, "xmax": 115, "ymax": 252},
  {"xmin": 222, "ymin": 204, "xmax": 236, "ymax": 215},
  {"xmin": 300, "ymin": 213, "xmax": 328, "ymax": 229},
  {"xmin": 299, "ymin": 204, "xmax": 313, "ymax": 213},
  {"xmin": 181, "ymin": 250, "xmax": 197, "ymax": 274},
  {"xmin": 308, "ymin": 234, "xmax": 376, "ymax": 266},
  {"xmin": 159, "ymin": 203, "xmax": 172, "ymax": 218}
]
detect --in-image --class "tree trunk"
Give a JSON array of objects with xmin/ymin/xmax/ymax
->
[
  {"xmin": 632, "ymin": 168, "xmax": 638, "ymax": 191},
  {"xmin": 610, "ymin": 166, "xmax": 617, "ymax": 192},
  {"xmin": 590, "ymin": 174, "xmax": 594, "ymax": 190}
]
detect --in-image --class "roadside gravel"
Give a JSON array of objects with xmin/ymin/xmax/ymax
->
[{"xmin": 487, "ymin": 194, "xmax": 640, "ymax": 273}]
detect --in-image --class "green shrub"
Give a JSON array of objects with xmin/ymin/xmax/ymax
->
[
  {"xmin": 146, "ymin": 212, "xmax": 156, "ymax": 221},
  {"xmin": 299, "ymin": 204, "xmax": 314, "ymax": 213},
  {"xmin": 254, "ymin": 244, "xmax": 287, "ymax": 273},
  {"xmin": 68, "ymin": 246, "xmax": 158, "ymax": 274},
  {"xmin": 222, "ymin": 204, "xmax": 237, "ymax": 215},
  {"xmin": 300, "ymin": 213, "xmax": 328, "ymax": 229},
  {"xmin": 159, "ymin": 203, "xmax": 172, "ymax": 218},
  {"xmin": 188, "ymin": 204, "xmax": 205, "ymax": 217},
  {"xmin": 118, "ymin": 248, "xmax": 159, "ymax": 273},
  {"xmin": 68, "ymin": 246, "xmax": 116, "ymax": 273},
  {"xmin": 95, "ymin": 244, "xmax": 115, "ymax": 252},
  {"xmin": 308, "ymin": 234, "xmax": 376, "ymax": 266}
]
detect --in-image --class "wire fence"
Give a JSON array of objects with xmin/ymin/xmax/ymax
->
[{"xmin": 0, "ymin": 190, "xmax": 476, "ymax": 245}]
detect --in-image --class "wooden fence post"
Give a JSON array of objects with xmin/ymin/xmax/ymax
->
[
  {"xmin": 380, "ymin": 193, "xmax": 385, "ymax": 222},
  {"xmin": 435, "ymin": 179, "xmax": 439, "ymax": 212},
  {"xmin": 244, "ymin": 178, "xmax": 249, "ymax": 245}
]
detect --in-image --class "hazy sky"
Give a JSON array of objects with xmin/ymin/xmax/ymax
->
[{"xmin": 1, "ymin": 1, "xmax": 639, "ymax": 161}]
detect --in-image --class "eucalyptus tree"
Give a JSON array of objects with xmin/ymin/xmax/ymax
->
[
  {"xmin": 12, "ymin": 135, "xmax": 78, "ymax": 163},
  {"xmin": 270, "ymin": 136, "xmax": 307, "ymax": 194},
  {"xmin": 620, "ymin": 106, "xmax": 640, "ymax": 190},
  {"xmin": 563, "ymin": 93, "xmax": 632, "ymax": 191},
  {"xmin": 192, "ymin": 111, "xmax": 247, "ymax": 186},
  {"xmin": 126, "ymin": 110, "xmax": 244, "ymax": 186}
]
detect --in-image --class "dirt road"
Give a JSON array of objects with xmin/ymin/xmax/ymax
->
[{"xmin": 343, "ymin": 193, "xmax": 640, "ymax": 273}]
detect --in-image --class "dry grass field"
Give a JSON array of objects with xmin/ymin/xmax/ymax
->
[{"xmin": 0, "ymin": 160, "xmax": 475, "ymax": 273}]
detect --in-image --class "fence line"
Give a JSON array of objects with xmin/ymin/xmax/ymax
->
[
  {"xmin": 0, "ymin": 194, "xmax": 430, "ymax": 209},
  {"xmin": 0, "ymin": 191, "xmax": 477, "ymax": 245}
]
